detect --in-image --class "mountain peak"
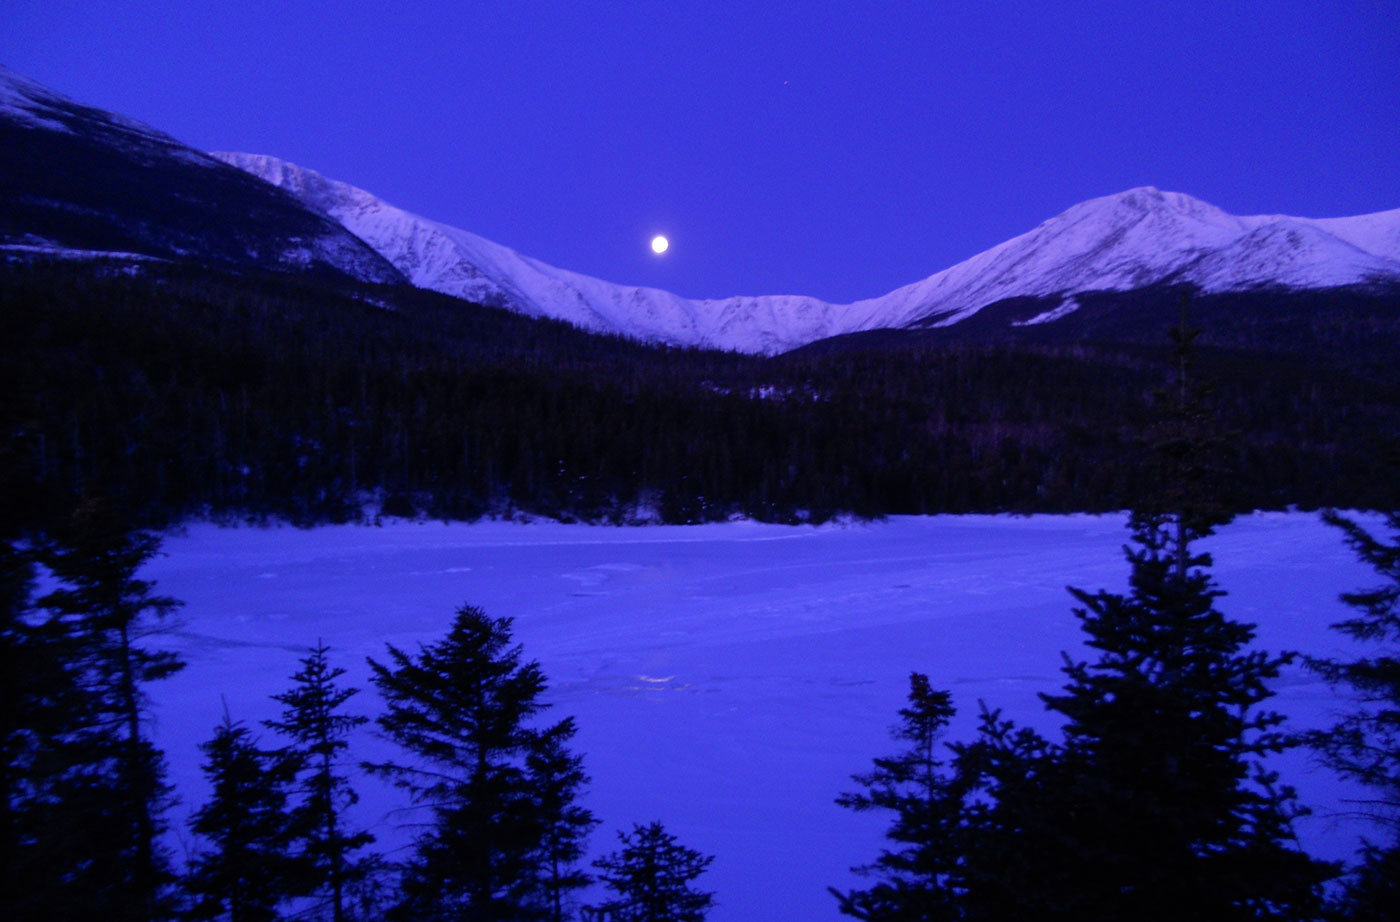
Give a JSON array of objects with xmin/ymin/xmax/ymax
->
[
  {"xmin": 1065, "ymin": 185, "xmax": 1238, "ymax": 229},
  {"xmin": 217, "ymin": 150, "xmax": 1400, "ymax": 352}
]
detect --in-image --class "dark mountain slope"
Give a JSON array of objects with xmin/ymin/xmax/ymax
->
[
  {"xmin": 0, "ymin": 67, "xmax": 404, "ymax": 285},
  {"xmin": 794, "ymin": 284, "xmax": 1400, "ymax": 379}
]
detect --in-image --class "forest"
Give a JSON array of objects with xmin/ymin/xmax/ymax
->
[{"xmin": 3, "ymin": 259, "xmax": 1398, "ymax": 537}]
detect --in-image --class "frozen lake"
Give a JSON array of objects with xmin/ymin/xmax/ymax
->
[{"xmin": 144, "ymin": 513, "xmax": 1379, "ymax": 920}]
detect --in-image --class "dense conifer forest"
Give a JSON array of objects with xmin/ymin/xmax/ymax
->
[{"xmin": 4, "ymin": 259, "xmax": 1397, "ymax": 534}]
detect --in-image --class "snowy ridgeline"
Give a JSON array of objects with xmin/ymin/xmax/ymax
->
[
  {"xmin": 214, "ymin": 152, "xmax": 1400, "ymax": 354},
  {"xmin": 145, "ymin": 513, "xmax": 1378, "ymax": 922}
]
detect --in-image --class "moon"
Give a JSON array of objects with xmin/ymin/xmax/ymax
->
[{"xmin": 650, "ymin": 234, "xmax": 670, "ymax": 255}]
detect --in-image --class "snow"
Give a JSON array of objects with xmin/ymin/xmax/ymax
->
[
  {"xmin": 212, "ymin": 154, "xmax": 1400, "ymax": 353},
  {"xmin": 141, "ymin": 513, "xmax": 1378, "ymax": 921},
  {"xmin": 0, "ymin": 73, "xmax": 404, "ymax": 287},
  {"xmin": 0, "ymin": 65, "xmax": 77, "ymax": 133},
  {"xmin": 0, "ymin": 243, "xmax": 171, "ymax": 263},
  {"xmin": 212, "ymin": 152, "xmax": 848, "ymax": 354},
  {"xmin": 0, "ymin": 64, "xmax": 210, "ymax": 164},
  {"xmin": 5, "ymin": 66, "xmax": 1398, "ymax": 351},
  {"xmin": 1012, "ymin": 295, "xmax": 1081, "ymax": 327}
]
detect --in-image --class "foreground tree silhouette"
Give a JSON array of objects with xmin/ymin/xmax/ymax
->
[
  {"xmin": 977, "ymin": 304, "xmax": 1331, "ymax": 919},
  {"xmin": 830, "ymin": 674, "xmax": 967, "ymax": 920},
  {"xmin": 0, "ymin": 536, "xmax": 128, "ymax": 921},
  {"xmin": 838, "ymin": 300, "xmax": 1332, "ymax": 919},
  {"xmin": 1007, "ymin": 507, "xmax": 1331, "ymax": 920},
  {"xmin": 185, "ymin": 712, "xmax": 302, "ymax": 922},
  {"xmin": 587, "ymin": 822, "xmax": 714, "ymax": 922},
  {"xmin": 264, "ymin": 642, "xmax": 377, "ymax": 922},
  {"xmin": 365, "ymin": 605, "xmax": 595, "ymax": 921},
  {"xmin": 1307, "ymin": 507, "xmax": 1400, "ymax": 918},
  {"xmin": 37, "ymin": 502, "xmax": 184, "ymax": 921},
  {"xmin": 529, "ymin": 716, "xmax": 600, "ymax": 922}
]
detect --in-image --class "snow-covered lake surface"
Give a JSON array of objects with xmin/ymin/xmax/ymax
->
[{"xmin": 144, "ymin": 513, "xmax": 1379, "ymax": 921}]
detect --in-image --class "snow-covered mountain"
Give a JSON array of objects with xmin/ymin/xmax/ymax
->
[
  {"xmin": 214, "ymin": 152, "xmax": 860, "ymax": 353},
  {"xmin": 885, "ymin": 187, "xmax": 1400, "ymax": 330},
  {"xmin": 0, "ymin": 67, "xmax": 405, "ymax": 285},
  {"xmin": 4, "ymin": 60, "xmax": 1394, "ymax": 353},
  {"xmin": 217, "ymin": 152, "xmax": 1400, "ymax": 353}
]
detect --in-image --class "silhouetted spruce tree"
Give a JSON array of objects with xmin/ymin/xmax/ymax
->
[
  {"xmin": 832, "ymin": 690, "xmax": 1058, "ymax": 922},
  {"xmin": 837, "ymin": 300, "xmax": 1333, "ymax": 920},
  {"xmin": 0, "ymin": 536, "xmax": 116, "ymax": 921},
  {"xmin": 37, "ymin": 501, "xmax": 185, "ymax": 921},
  {"xmin": 4, "ymin": 527, "xmax": 185, "ymax": 921},
  {"xmin": 528, "ymin": 716, "xmax": 600, "ymax": 922},
  {"xmin": 0, "ymin": 537, "xmax": 32, "ymax": 916},
  {"xmin": 830, "ymin": 673, "xmax": 968, "ymax": 921},
  {"xmin": 1306, "ymin": 507, "xmax": 1400, "ymax": 919},
  {"xmin": 264, "ymin": 642, "xmax": 377, "ymax": 922},
  {"xmin": 1013, "ymin": 299, "xmax": 1331, "ymax": 919},
  {"xmin": 1023, "ymin": 506, "xmax": 1330, "ymax": 919},
  {"xmin": 941, "ymin": 703, "xmax": 1058, "ymax": 921},
  {"xmin": 185, "ymin": 711, "xmax": 303, "ymax": 922},
  {"xmin": 587, "ymin": 822, "xmax": 714, "ymax": 922},
  {"xmin": 365, "ymin": 605, "xmax": 593, "ymax": 922}
]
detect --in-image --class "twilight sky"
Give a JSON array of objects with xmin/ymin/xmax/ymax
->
[{"xmin": 4, "ymin": 1, "xmax": 1396, "ymax": 302}]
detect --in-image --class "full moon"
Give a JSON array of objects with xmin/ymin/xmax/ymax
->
[{"xmin": 650, "ymin": 234, "xmax": 670, "ymax": 254}]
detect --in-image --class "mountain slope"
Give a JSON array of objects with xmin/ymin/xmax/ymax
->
[
  {"xmin": 214, "ymin": 152, "xmax": 859, "ymax": 353},
  {"xmin": 218, "ymin": 152, "xmax": 1400, "ymax": 353},
  {"xmin": 891, "ymin": 188, "xmax": 1400, "ymax": 329},
  {"xmin": 0, "ymin": 67, "xmax": 405, "ymax": 285}
]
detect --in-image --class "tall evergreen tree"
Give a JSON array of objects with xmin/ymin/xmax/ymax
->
[
  {"xmin": 36, "ymin": 501, "xmax": 185, "ymax": 921},
  {"xmin": 830, "ymin": 673, "xmax": 968, "ymax": 921},
  {"xmin": 264, "ymin": 642, "xmax": 377, "ymax": 922},
  {"xmin": 185, "ymin": 711, "xmax": 303, "ymax": 922},
  {"xmin": 528, "ymin": 716, "xmax": 600, "ymax": 922},
  {"xmin": 0, "ymin": 536, "xmax": 107, "ymax": 920},
  {"xmin": 365, "ymin": 604, "xmax": 594, "ymax": 921},
  {"xmin": 1023, "ymin": 506, "xmax": 1330, "ymax": 919},
  {"xmin": 4, "ymin": 529, "xmax": 178, "ymax": 921},
  {"xmin": 587, "ymin": 822, "xmax": 714, "ymax": 922},
  {"xmin": 1009, "ymin": 299, "xmax": 1331, "ymax": 919},
  {"xmin": 1307, "ymin": 507, "xmax": 1400, "ymax": 919},
  {"xmin": 836, "ymin": 299, "xmax": 1333, "ymax": 920}
]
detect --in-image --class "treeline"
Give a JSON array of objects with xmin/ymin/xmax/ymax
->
[
  {"xmin": 4, "ymin": 260, "xmax": 1398, "ymax": 533},
  {"xmin": 3, "ymin": 501, "xmax": 715, "ymax": 922}
]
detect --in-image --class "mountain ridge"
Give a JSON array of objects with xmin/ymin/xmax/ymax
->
[
  {"xmin": 215, "ymin": 152, "xmax": 1400, "ymax": 353},
  {"xmin": 0, "ymin": 65, "xmax": 406, "ymax": 286}
]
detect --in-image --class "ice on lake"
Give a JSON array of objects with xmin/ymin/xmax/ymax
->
[{"xmin": 144, "ymin": 513, "xmax": 1379, "ymax": 921}]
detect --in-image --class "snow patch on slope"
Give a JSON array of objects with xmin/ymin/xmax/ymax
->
[
  {"xmin": 1, "ymin": 69, "xmax": 405, "ymax": 285},
  {"xmin": 1013, "ymin": 296, "xmax": 1081, "ymax": 327}
]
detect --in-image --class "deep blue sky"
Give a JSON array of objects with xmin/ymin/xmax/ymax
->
[{"xmin": 5, "ymin": 1, "xmax": 1397, "ymax": 302}]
